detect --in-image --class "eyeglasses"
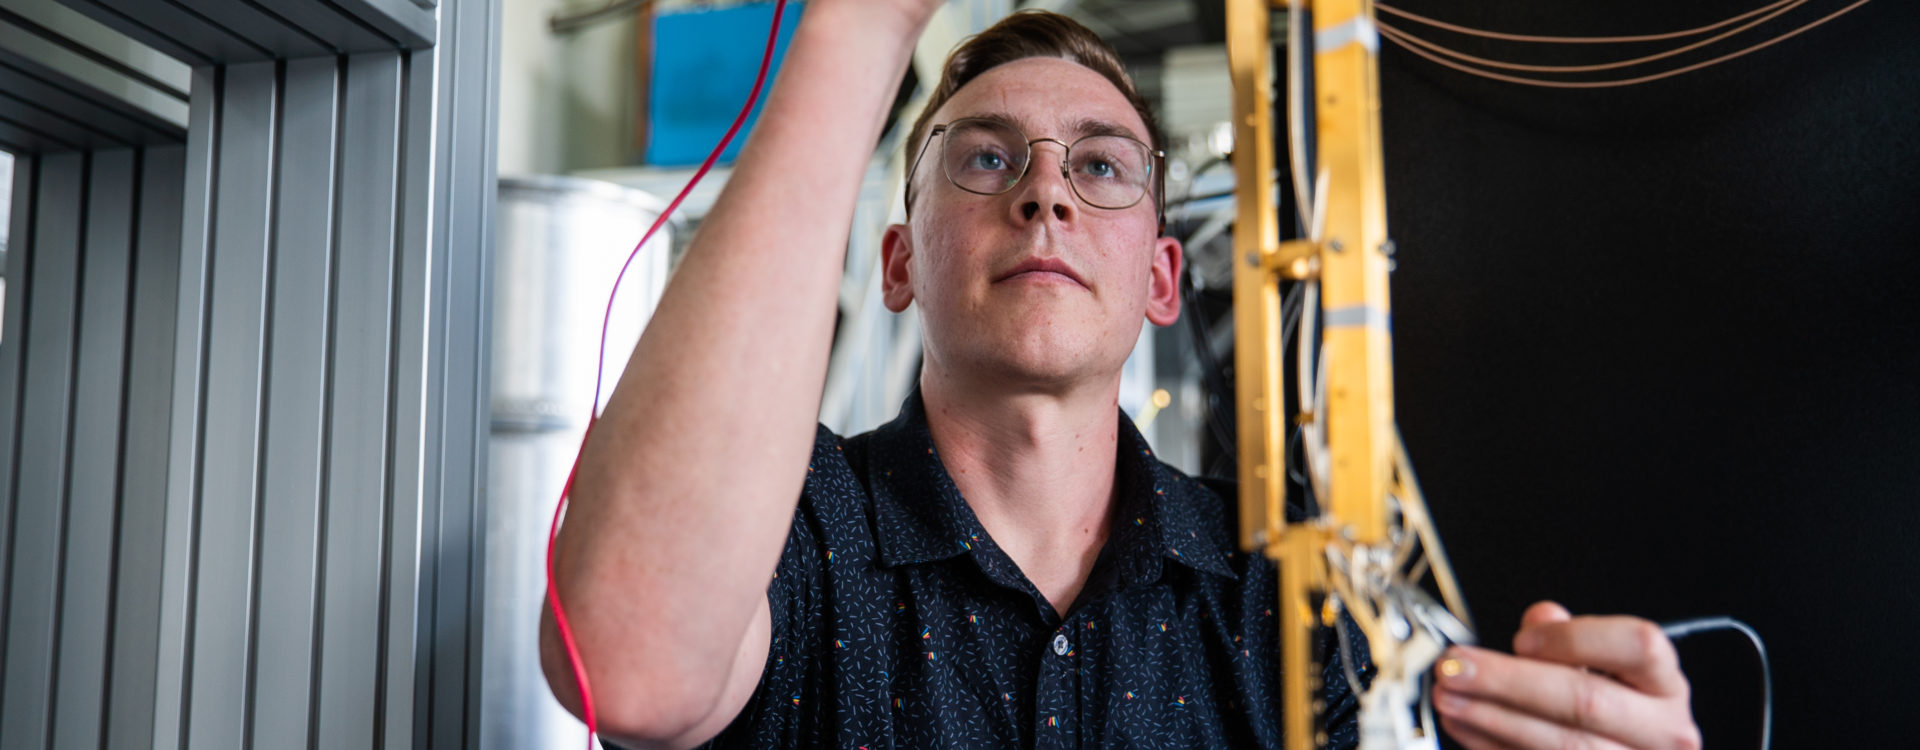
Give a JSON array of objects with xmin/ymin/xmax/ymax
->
[{"xmin": 905, "ymin": 117, "xmax": 1164, "ymax": 216}]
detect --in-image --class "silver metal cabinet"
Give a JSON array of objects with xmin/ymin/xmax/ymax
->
[
  {"xmin": 484, "ymin": 175, "xmax": 673, "ymax": 750},
  {"xmin": 0, "ymin": 0, "xmax": 501, "ymax": 747}
]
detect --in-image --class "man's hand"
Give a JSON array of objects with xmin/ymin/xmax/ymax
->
[{"xmin": 1432, "ymin": 601, "xmax": 1702, "ymax": 750}]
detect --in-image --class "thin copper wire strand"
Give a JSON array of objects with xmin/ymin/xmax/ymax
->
[
  {"xmin": 1379, "ymin": 0, "xmax": 1870, "ymax": 89},
  {"xmin": 1377, "ymin": 0, "xmax": 1806, "ymax": 74},
  {"xmin": 1375, "ymin": 0, "xmax": 1800, "ymax": 44}
]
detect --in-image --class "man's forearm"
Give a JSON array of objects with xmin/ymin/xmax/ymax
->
[{"xmin": 546, "ymin": 0, "xmax": 932, "ymax": 735}]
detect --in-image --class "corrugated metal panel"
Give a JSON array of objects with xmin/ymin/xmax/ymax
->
[
  {"xmin": 0, "ymin": 149, "xmax": 83, "ymax": 750},
  {"xmin": 50, "ymin": 146, "xmax": 135, "ymax": 750},
  {"xmin": 250, "ymin": 53, "xmax": 338, "ymax": 750},
  {"xmin": 0, "ymin": 0, "xmax": 499, "ymax": 746},
  {"xmin": 419, "ymin": 0, "xmax": 499, "ymax": 744},
  {"xmin": 152, "ymin": 63, "xmax": 218, "ymax": 750},
  {"xmin": 0, "ymin": 59, "xmax": 182, "ymax": 147},
  {"xmin": 316, "ymin": 49, "xmax": 403, "ymax": 750},
  {"xmin": 391, "ymin": 37, "xmax": 438, "ymax": 750},
  {"xmin": 187, "ymin": 57, "xmax": 277, "ymax": 750},
  {"xmin": 0, "ymin": 0, "xmax": 191, "ymax": 97},
  {"xmin": 0, "ymin": 142, "xmax": 189, "ymax": 748},
  {"xmin": 0, "ymin": 147, "xmax": 33, "ymax": 691},
  {"xmin": 55, "ymin": 0, "xmax": 435, "ymax": 63},
  {"xmin": 108, "ymin": 143, "xmax": 186, "ymax": 750},
  {"xmin": 0, "ymin": 0, "xmax": 189, "ymax": 141}
]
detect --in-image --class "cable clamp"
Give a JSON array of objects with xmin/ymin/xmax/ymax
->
[{"xmin": 1274, "ymin": 239, "xmax": 1320, "ymax": 279}]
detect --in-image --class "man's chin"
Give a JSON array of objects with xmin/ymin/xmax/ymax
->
[{"xmin": 946, "ymin": 339, "xmax": 1122, "ymax": 392}]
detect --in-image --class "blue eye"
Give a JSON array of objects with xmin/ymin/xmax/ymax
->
[
  {"xmin": 968, "ymin": 151, "xmax": 1008, "ymax": 171},
  {"xmin": 1082, "ymin": 159, "xmax": 1116, "ymax": 179}
]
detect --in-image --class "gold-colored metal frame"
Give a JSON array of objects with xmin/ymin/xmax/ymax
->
[{"xmin": 1229, "ymin": 1, "xmax": 1472, "ymax": 748}]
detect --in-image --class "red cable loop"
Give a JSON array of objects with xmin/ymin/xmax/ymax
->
[{"xmin": 546, "ymin": 2, "xmax": 791, "ymax": 746}]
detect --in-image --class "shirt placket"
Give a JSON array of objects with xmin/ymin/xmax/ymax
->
[{"xmin": 1034, "ymin": 611, "xmax": 1082, "ymax": 749}]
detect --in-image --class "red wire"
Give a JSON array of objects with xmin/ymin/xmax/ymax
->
[{"xmin": 545, "ymin": 2, "xmax": 790, "ymax": 747}]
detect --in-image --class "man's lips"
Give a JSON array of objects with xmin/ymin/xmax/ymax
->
[{"xmin": 994, "ymin": 257, "xmax": 1088, "ymax": 288}]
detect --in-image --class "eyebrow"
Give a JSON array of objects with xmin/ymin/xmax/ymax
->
[
  {"xmin": 1067, "ymin": 116, "xmax": 1144, "ymax": 142},
  {"xmin": 963, "ymin": 111, "xmax": 1146, "ymax": 143}
]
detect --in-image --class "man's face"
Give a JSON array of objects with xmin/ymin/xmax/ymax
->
[{"xmin": 882, "ymin": 57, "xmax": 1183, "ymax": 392}]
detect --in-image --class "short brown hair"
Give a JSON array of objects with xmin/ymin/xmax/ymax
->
[{"xmin": 904, "ymin": 10, "xmax": 1165, "ymax": 226}]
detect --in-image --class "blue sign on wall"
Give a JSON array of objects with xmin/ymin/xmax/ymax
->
[{"xmin": 646, "ymin": 1, "xmax": 805, "ymax": 166}]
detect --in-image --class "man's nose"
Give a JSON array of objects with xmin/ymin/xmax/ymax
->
[{"xmin": 1016, "ymin": 140, "xmax": 1075, "ymax": 223}]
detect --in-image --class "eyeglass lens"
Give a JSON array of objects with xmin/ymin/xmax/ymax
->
[{"xmin": 939, "ymin": 119, "xmax": 1152, "ymax": 209}]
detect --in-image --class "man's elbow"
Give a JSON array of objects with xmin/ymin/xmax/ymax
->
[{"xmin": 537, "ymin": 603, "xmax": 724, "ymax": 748}]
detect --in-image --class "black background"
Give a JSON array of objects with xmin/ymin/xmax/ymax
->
[{"xmin": 1368, "ymin": 1, "xmax": 1919, "ymax": 746}]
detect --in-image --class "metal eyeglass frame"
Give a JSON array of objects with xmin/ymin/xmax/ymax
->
[{"xmin": 904, "ymin": 117, "xmax": 1166, "ymax": 225}]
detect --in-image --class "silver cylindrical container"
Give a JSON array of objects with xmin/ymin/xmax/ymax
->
[{"xmin": 483, "ymin": 176, "xmax": 672, "ymax": 750}]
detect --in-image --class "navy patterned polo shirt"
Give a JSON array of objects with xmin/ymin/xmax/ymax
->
[{"xmin": 697, "ymin": 390, "xmax": 1371, "ymax": 749}]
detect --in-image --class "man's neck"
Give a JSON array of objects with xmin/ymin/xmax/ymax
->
[{"xmin": 919, "ymin": 367, "xmax": 1124, "ymax": 618}]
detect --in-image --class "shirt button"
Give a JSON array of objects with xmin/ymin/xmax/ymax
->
[{"xmin": 1052, "ymin": 634, "xmax": 1070, "ymax": 656}]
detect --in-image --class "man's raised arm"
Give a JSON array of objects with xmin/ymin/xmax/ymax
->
[{"xmin": 538, "ymin": 2, "xmax": 937, "ymax": 746}]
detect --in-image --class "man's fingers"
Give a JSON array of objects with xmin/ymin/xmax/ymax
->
[
  {"xmin": 1513, "ymin": 616, "xmax": 1688, "ymax": 697},
  {"xmin": 1437, "ymin": 710, "xmax": 1523, "ymax": 750},
  {"xmin": 1445, "ymin": 604, "xmax": 1704, "ymax": 749},
  {"xmin": 1437, "ymin": 645, "xmax": 1697, "ymax": 750},
  {"xmin": 1517, "ymin": 600, "xmax": 1571, "ymax": 632},
  {"xmin": 1435, "ymin": 683, "xmax": 1634, "ymax": 750}
]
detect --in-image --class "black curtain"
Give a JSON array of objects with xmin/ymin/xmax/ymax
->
[{"xmin": 1373, "ymin": 1, "xmax": 1920, "ymax": 746}]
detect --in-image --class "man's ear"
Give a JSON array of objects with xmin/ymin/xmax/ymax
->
[
  {"xmin": 1145, "ymin": 235, "xmax": 1182, "ymax": 327},
  {"xmin": 881, "ymin": 223, "xmax": 915, "ymax": 313}
]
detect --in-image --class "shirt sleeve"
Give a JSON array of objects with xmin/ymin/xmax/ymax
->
[
  {"xmin": 708, "ymin": 425, "xmax": 845, "ymax": 748},
  {"xmin": 764, "ymin": 486, "xmax": 823, "ymax": 666},
  {"xmin": 763, "ymin": 423, "xmax": 850, "ymax": 656}
]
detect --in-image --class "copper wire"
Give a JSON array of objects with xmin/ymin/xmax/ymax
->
[
  {"xmin": 1376, "ymin": 0, "xmax": 1871, "ymax": 89},
  {"xmin": 1375, "ymin": 0, "xmax": 1807, "ymax": 75},
  {"xmin": 1374, "ymin": 0, "xmax": 1801, "ymax": 44}
]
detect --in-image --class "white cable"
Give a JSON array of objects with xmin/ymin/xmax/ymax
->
[
  {"xmin": 1662, "ymin": 617, "xmax": 1773, "ymax": 750},
  {"xmin": 1308, "ymin": 327, "xmax": 1333, "ymax": 502},
  {"xmin": 1309, "ymin": 168, "xmax": 1332, "ymax": 244},
  {"xmin": 1286, "ymin": 0, "xmax": 1314, "ymax": 230},
  {"xmin": 1298, "ymin": 283, "xmax": 1334, "ymax": 506}
]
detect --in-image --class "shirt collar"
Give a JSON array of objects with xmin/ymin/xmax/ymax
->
[
  {"xmin": 865, "ymin": 388, "xmax": 1238, "ymax": 582},
  {"xmin": 864, "ymin": 389, "xmax": 984, "ymax": 567}
]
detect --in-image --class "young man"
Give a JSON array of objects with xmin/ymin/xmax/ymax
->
[{"xmin": 543, "ymin": 3, "xmax": 1703, "ymax": 749}]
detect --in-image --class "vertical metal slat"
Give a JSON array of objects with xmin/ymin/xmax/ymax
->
[
  {"xmin": 107, "ymin": 143, "xmax": 187, "ymax": 750},
  {"xmin": 316, "ymin": 50, "xmax": 401, "ymax": 750},
  {"xmin": 0, "ymin": 150, "xmax": 85, "ymax": 750},
  {"xmin": 424, "ymin": 0, "xmax": 501, "ymax": 743},
  {"xmin": 386, "ymin": 45, "xmax": 432, "ymax": 750},
  {"xmin": 50, "ymin": 147, "xmax": 137, "ymax": 750},
  {"xmin": 0, "ymin": 155, "xmax": 35, "ymax": 699},
  {"xmin": 153, "ymin": 64, "xmax": 222, "ymax": 750},
  {"xmin": 185, "ymin": 58, "xmax": 277, "ymax": 750},
  {"xmin": 250, "ymin": 54, "xmax": 339, "ymax": 749}
]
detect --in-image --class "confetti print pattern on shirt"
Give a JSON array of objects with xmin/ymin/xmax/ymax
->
[{"xmin": 690, "ymin": 389, "xmax": 1370, "ymax": 750}]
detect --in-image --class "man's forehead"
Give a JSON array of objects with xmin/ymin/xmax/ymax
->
[
  {"xmin": 935, "ymin": 58, "xmax": 1150, "ymax": 143},
  {"xmin": 959, "ymin": 110, "xmax": 1146, "ymax": 143}
]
